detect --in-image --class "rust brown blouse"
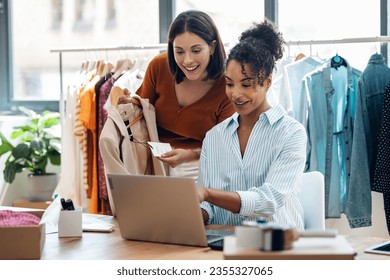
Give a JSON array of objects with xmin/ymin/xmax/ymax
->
[{"xmin": 136, "ymin": 52, "xmax": 235, "ymax": 149}]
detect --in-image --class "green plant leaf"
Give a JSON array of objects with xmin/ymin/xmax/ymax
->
[
  {"xmin": 33, "ymin": 157, "xmax": 48, "ymax": 174},
  {"xmin": 12, "ymin": 143, "xmax": 31, "ymax": 159},
  {"xmin": 10, "ymin": 128, "xmax": 24, "ymax": 139},
  {"xmin": 48, "ymin": 150, "xmax": 61, "ymax": 165},
  {"xmin": 3, "ymin": 162, "xmax": 24, "ymax": 184},
  {"xmin": 18, "ymin": 106, "xmax": 37, "ymax": 119},
  {"xmin": 41, "ymin": 114, "xmax": 60, "ymax": 128},
  {"xmin": 30, "ymin": 139, "xmax": 44, "ymax": 153},
  {"xmin": 50, "ymin": 140, "xmax": 62, "ymax": 153},
  {"xmin": 0, "ymin": 133, "xmax": 14, "ymax": 157}
]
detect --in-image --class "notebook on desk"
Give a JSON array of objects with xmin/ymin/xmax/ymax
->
[{"xmin": 106, "ymin": 173, "xmax": 232, "ymax": 247}]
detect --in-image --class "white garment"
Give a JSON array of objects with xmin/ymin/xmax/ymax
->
[
  {"xmin": 167, "ymin": 161, "xmax": 199, "ymax": 181},
  {"xmin": 114, "ymin": 69, "xmax": 142, "ymax": 94},
  {"xmin": 268, "ymin": 57, "xmax": 294, "ymax": 116},
  {"xmin": 54, "ymin": 80, "xmax": 86, "ymax": 209}
]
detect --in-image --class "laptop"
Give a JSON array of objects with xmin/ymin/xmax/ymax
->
[{"xmin": 107, "ymin": 173, "xmax": 232, "ymax": 247}]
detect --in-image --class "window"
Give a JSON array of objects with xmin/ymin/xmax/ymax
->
[
  {"xmin": 278, "ymin": 0, "xmax": 381, "ymax": 71},
  {"xmin": 175, "ymin": 0, "xmax": 265, "ymax": 46},
  {"xmin": 74, "ymin": 0, "xmax": 94, "ymax": 30},
  {"xmin": 0, "ymin": 0, "xmax": 159, "ymax": 114},
  {"xmin": 105, "ymin": 0, "xmax": 116, "ymax": 28},
  {"xmin": 51, "ymin": 0, "xmax": 63, "ymax": 30}
]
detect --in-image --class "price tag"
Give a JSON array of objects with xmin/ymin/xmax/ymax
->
[{"xmin": 147, "ymin": 142, "xmax": 173, "ymax": 157}]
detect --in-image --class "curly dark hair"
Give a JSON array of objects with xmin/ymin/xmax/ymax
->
[{"xmin": 227, "ymin": 20, "xmax": 285, "ymax": 86}]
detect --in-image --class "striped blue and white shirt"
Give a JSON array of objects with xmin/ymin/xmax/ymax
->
[{"xmin": 199, "ymin": 105, "xmax": 306, "ymax": 230}]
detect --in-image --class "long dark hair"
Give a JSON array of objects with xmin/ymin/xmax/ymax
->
[{"xmin": 167, "ymin": 10, "xmax": 226, "ymax": 83}]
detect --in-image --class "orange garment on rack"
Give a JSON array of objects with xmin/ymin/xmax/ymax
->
[
  {"xmin": 79, "ymin": 74, "xmax": 102, "ymax": 214},
  {"xmin": 74, "ymin": 71, "xmax": 95, "ymax": 194}
]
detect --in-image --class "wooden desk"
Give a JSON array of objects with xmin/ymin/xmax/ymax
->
[
  {"xmin": 40, "ymin": 215, "xmax": 390, "ymax": 260},
  {"xmin": 42, "ymin": 215, "xmax": 222, "ymax": 260}
]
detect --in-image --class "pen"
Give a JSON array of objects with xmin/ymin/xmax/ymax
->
[
  {"xmin": 60, "ymin": 198, "xmax": 67, "ymax": 210},
  {"xmin": 61, "ymin": 198, "xmax": 75, "ymax": 211},
  {"xmin": 66, "ymin": 199, "xmax": 75, "ymax": 211}
]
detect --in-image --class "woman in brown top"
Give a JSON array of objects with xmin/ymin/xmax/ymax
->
[{"xmin": 136, "ymin": 10, "xmax": 235, "ymax": 179}]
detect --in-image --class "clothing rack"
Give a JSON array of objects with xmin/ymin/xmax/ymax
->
[
  {"xmin": 50, "ymin": 43, "xmax": 167, "ymax": 128},
  {"xmin": 286, "ymin": 35, "xmax": 390, "ymax": 45},
  {"xmin": 286, "ymin": 35, "xmax": 390, "ymax": 58}
]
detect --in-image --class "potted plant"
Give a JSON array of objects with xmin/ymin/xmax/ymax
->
[{"xmin": 0, "ymin": 106, "xmax": 61, "ymax": 201}]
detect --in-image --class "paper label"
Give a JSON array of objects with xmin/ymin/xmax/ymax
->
[{"xmin": 147, "ymin": 142, "xmax": 172, "ymax": 157}]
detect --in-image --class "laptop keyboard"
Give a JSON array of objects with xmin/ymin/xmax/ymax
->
[
  {"xmin": 205, "ymin": 229, "xmax": 233, "ymax": 243},
  {"xmin": 373, "ymin": 243, "xmax": 390, "ymax": 252},
  {"xmin": 206, "ymin": 234, "xmax": 224, "ymax": 242}
]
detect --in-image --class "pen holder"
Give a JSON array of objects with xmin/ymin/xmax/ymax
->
[
  {"xmin": 235, "ymin": 226, "xmax": 263, "ymax": 249},
  {"xmin": 58, "ymin": 207, "xmax": 82, "ymax": 238}
]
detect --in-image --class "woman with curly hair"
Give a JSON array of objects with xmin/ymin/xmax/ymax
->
[{"xmin": 197, "ymin": 20, "xmax": 307, "ymax": 230}]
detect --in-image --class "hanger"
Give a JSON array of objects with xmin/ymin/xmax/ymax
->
[
  {"xmin": 295, "ymin": 53, "xmax": 306, "ymax": 61},
  {"xmin": 112, "ymin": 58, "xmax": 135, "ymax": 81},
  {"xmin": 102, "ymin": 62, "xmax": 114, "ymax": 77},
  {"xmin": 331, "ymin": 54, "xmax": 347, "ymax": 70},
  {"xmin": 80, "ymin": 59, "xmax": 89, "ymax": 72},
  {"xmin": 96, "ymin": 60, "xmax": 106, "ymax": 76},
  {"xmin": 293, "ymin": 42, "xmax": 305, "ymax": 61},
  {"xmin": 87, "ymin": 59, "xmax": 97, "ymax": 72},
  {"xmin": 110, "ymin": 86, "xmax": 125, "ymax": 107},
  {"xmin": 110, "ymin": 86, "xmax": 141, "ymax": 107}
]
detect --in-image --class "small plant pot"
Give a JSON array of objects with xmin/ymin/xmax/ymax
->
[{"xmin": 27, "ymin": 173, "xmax": 58, "ymax": 202}]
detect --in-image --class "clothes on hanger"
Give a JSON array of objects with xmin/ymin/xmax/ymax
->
[
  {"xmin": 373, "ymin": 82, "xmax": 390, "ymax": 234},
  {"xmin": 53, "ymin": 71, "xmax": 85, "ymax": 209},
  {"xmin": 351, "ymin": 53, "xmax": 390, "ymax": 233},
  {"xmin": 95, "ymin": 75, "xmax": 114, "ymax": 215},
  {"xmin": 266, "ymin": 56, "xmax": 294, "ymax": 116},
  {"xmin": 302, "ymin": 57, "xmax": 365, "ymax": 227},
  {"xmin": 99, "ymin": 94, "xmax": 166, "ymax": 216},
  {"xmin": 269, "ymin": 46, "xmax": 390, "ymax": 229},
  {"xmin": 280, "ymin": 56, "xmax": 322, "ymax": 125}
]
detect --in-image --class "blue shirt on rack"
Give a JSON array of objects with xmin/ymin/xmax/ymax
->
[{"xmin": 303, "ymin": 59, "xmax": 369, "ymax": 228}]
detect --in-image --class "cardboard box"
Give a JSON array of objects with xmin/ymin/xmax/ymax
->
[
  {"xmin": 0, "ymin": 210, "xmax": 46, "ymax": 260},
  {"xmin": 13, "ymin": 200, "xmax": 51, "ymax": 210}
]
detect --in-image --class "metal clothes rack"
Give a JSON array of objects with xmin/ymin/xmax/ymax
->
[
  {"xmin": 286, "ymin": 35, "xmax": 390, "ymax": 45},
  {"xmin": 50, "ymin": 43, "xmax": 167, "ymax": 124},
  {"xmin": 285, "ymin": 35, "xmax": 390, "ymax": 58}
]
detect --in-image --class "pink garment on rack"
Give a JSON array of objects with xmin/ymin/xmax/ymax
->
[{"xmin": 97, "ymin": 76, "xmax": 113, "ymax": 215}]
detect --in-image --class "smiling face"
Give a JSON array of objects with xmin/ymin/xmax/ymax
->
[
  {"xmin": 173, "ymin": 32, "xmax": 216, "ymax": 81},
  {"xmin": 225, "ymin": 59, "xmax": 272, "ymax": 121}
]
